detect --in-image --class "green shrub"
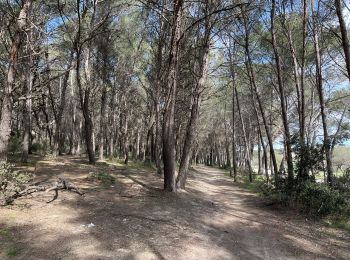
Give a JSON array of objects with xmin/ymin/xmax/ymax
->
[
  {"xmin": 5, "ymin": 246, "xmax": 17, "ymax": 256},
  {"xmin": 8, "ymin": 135, "xmax": 21, "ymax": 155},
  {"xmin": 31, "ymin": 141, "xmax": 51, "ymax": 155},
  {"xmin": 30, "ymin": 142, "xmax": 42, "ymax": 153},
  {"xmin": 90, "ymin": 172, "xmax": 115, "ymax": 184},
  {"xmin": 333, "ymin": 170, "xmax": 350, "ymax": 194},
  {"xmin": 0, "ymin": 162, "xmax": 33, "ymax": 205},
  {"xmin": 297, "ymin": 181, "xmax": 347, "ymax": 217}
]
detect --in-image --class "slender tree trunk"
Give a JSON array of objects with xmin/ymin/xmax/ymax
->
[
  {"xmin": 335, "ymin": 0, "xmax": 350, "ymax": 81},
  {"xmin": 21, "ymin": 52, "xmax": 34, "ymax": 163},
  {"xmin": 235, "ymin": 87, "xmax": 253, "ymax": 182},
  {"xmin": 241, "ymin": 7, "xmax": 279, "ymax": 179},
  {"xmin": 228, "ymin": 47, "xmax": 238, "ymax": 181},
  {"xmin": 271, "ymin": 0, "xmax": 294, "ymax": 184},
  {"xmin": 311, "ymin": 0, "xmax": 333, "ymax": 185},
  {"xmin": 99, "ymin": 82, "xmax": 108, "ymax": 160}
]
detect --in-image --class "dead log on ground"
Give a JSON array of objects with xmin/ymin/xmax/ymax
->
[{"xmin": 0, "ymin": 178, "xmax": 84, "ymax": 206}]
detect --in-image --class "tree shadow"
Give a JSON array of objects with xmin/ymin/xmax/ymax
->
[{"xmin": 0, "ymin": 156, "xmax": 349, "ymax": 259}]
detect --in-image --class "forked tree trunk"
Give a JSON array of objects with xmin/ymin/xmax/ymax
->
[{"xmin": 76, "ymin": 50, "xmax": 95, "ymax": 164}]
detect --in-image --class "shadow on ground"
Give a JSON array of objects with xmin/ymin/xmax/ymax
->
[{"xmin": 0, "ymin": 156, "xmax": 349, "ymax": 259}]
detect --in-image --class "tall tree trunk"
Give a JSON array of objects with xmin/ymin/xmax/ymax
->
[
  {"xmin": 109, "ymin": 80, "xmax": 117, "ymax": 157},
  {"xmin": 99, "ymin": 80, "xmax": 108, "ymax": 160},
  {"xmin": 0, "ymin": 0, "xmax": 33, "ymax": 161},
  {"xmin": 176, "ymin": 93, "xmax": 201, "ymax": 188},
  {"xmin": 241, "ymin": 8, "xmax": 279, "ymax": 180},
  {"xmin": 21, "ymin": 50, "xmax": 34, "ymax": 163},
  {"xmin": 76, "ymin": 48, "xmax": 95, "ymax": 164},
  {"xmin": 235, "ymin": 87, "xmax": 253, "ymax": 182},
  {"xmin": 311, "ymin": 0, "xmax": 333, "ymax": 185},
  {"xmin": 228, "ymin": 47, "xmax": 238, "ymax": 182},
  {"xmin": 300, "ymin": 0, "xmax": 307, "ymax": 143},
  {"xmin": 271, "ymin": 0, "xmax": 294, "ymax": 184},
  {"xmin": 53, "ymin": 51, "xmax": 74, "ymax": 156},
  {"xmin": 162, "ymin": 0, "xmax": 184, "ymax": 192},
  {"xmin": 176, "ymin": 44, "xmax": 209, "ymax": 188}
]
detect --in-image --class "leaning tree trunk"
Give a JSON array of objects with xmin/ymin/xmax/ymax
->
[
  {"xmin": 177, "ymin": 45, "xmax": 209, "ymax": 188},
  {"xmin": 335, "ymin": 0, "xmax": 350, "ymax": 82},
  {"xmin": 0, "ymin": 0, "xmax": 33, "ymax": 161},
  {"xmin": 176, "ymin": 93, "xmax": 201, "ymax": 189},
  {"xmin": 241, "ymin": 6, "xmax": 279, "ymax": 179}
]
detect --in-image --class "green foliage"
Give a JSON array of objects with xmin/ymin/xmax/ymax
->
[
  {"xmin": 237, "ymin": 174, "xmax": 267, "ymax": 193},
  {"xmin": 90, "ymin": 172, "xmax": 115, "ymax": 184},
  {"xmin": 0, "ymin": 227, "xmax": 17, "ymax": 257},
  {"xmin": 291, "ymin": 137, "xmax": 324, "ymax": 181},
  {"xmin": 326, "ymin": 218, "xmax": 350, "ymax": 232},
  {"xmin": 31, "ymin": 141, "xmax": 51, "ymax": 155},
  {"xmin": 297, "ymin": 181, "xmax": 347, "ymax": 217},
  {"xmin": 333, "ymin": 170, "xmax": 350, "ymax": 194},
  {"xmin": 5, "ymin": 246, "xmax": 17, "ymax": 256},
  {"xmin": 0, "ymin": 162, "xmax": 33, "ymax": 205},
  {"xmin": 8, "ymin": 135, "xmax": 21, "ymax": 155}
]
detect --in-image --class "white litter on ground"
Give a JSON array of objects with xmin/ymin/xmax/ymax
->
[{"xmin": 80, "ymin": 223, "xmax": 96, "ymax": 228}]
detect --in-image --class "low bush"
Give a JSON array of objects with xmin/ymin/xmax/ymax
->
[
  {"xmin": 333, "ymin": 170, "xmax": 350, "ymax": 194},
  {"xmin": 297, "ymin": 181, "xmax": 347, "ymax": 217},
  {"xmin": 0, "ymin": 162, "xmax": 33, "ymax": 205},
  {"xmin": 90, "ymin": 172, "xmax": 115, "ymax": 184},
  {"xmin": 31, "ymin": 141, "xmax": 51, "ymax": 155},
  {"xmin": 8, "ymin": 135, "xmax": 21, "ymax": 155}
]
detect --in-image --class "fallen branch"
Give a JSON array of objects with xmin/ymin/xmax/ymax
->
[
  {"xmin": 46, "ymin": 178, "xmax": 84, "ymax": 195},
  {"xmin": 0, "ymin": 178, "xmax": 84, "ymax": 206}
]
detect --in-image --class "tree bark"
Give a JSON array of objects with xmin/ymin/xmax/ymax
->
[
  {"xmin": 0, "ymin": 0, "xmax": 33, "ymax": 161},
  {"xmin": 241, "ymin": 8, "xmax": 279, "ymax": 179},
  {"xmin": 162, "ymin": 0, "xmax": 184, "ymax": 192},
  {"xmin": 311, "ymin": 0, "xmax": 333, "ymax": 185},
  {"xmin": 271, "ymin": 0, "xmax": 294, "ymax": 184},
  {"xmin": 335, "ymin": 0, "xmax": 350, "ymax": 81},
  {"xmin": 53, "ymin": 51, "xmax": 74, "ymax": 156},
  {"xmin": 235, "ymin": 86, "xmax": 253, "ymax": 182},
  {"xmin": 228, "ymin": 46, "xmax": 238, "ymax": 182}
]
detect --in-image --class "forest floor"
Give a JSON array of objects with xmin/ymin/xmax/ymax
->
[{"xmin": 0, "ymin": 156, "xmax": 350, "ymax": 260}]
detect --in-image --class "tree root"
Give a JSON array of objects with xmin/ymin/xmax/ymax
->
[{"xmin": 0, "ymin": 178, "xmax": 84, "ymax": 206}]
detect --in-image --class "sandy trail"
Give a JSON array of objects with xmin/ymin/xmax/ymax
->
[{"xmin": 0, "ymin": 156, "xmax": 349, "ymax": 260}]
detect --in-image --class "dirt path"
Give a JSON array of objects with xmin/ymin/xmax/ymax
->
[{"xmin": 0, "ymin": 156, "xmax": 349, "ymax": 260}]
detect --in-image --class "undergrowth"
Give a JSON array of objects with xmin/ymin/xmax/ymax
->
[{"xmin": 90, "ymin": 172, "xmax": 115, "ymax": 184}]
